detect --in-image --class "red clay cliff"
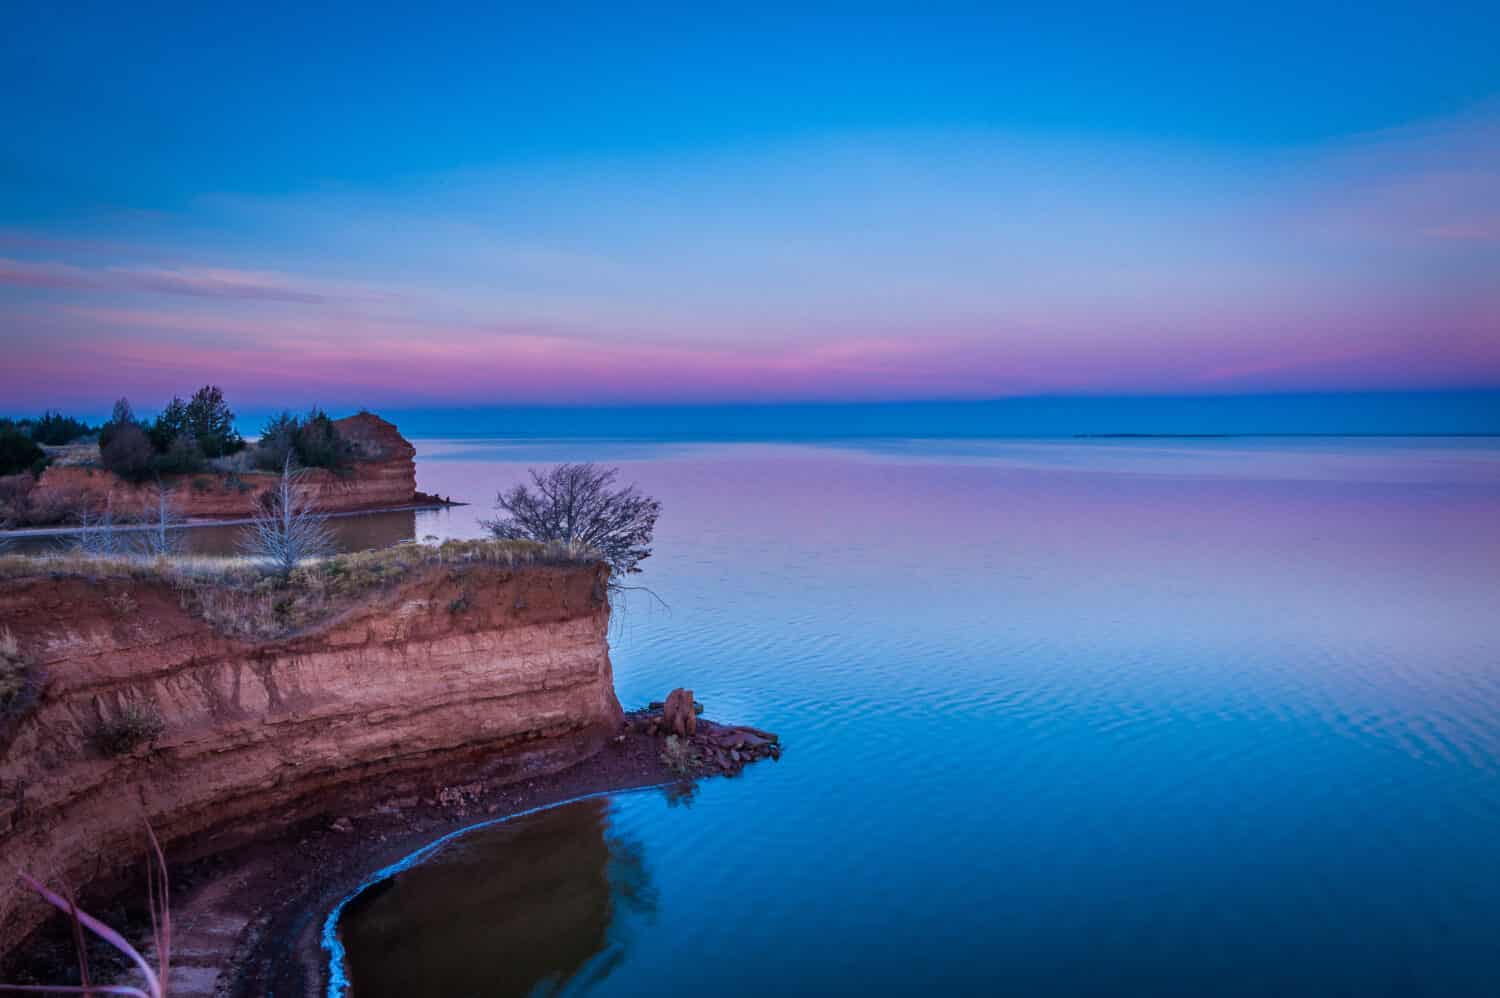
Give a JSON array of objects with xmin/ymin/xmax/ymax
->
[{"xmin": 0, "ymin": 556, "xmax": 623, "ymax": 956}]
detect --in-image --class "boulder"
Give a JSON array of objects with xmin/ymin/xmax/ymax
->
[{"xmin": 663, "ymin": 687, "xmax": 697, "ymax": 737}]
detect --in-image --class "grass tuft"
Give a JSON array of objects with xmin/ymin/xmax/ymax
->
[{"xmin": 94, "ymin": 701, "xmax": 166, "ymax": 756}]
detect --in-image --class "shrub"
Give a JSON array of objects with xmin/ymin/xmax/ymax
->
[
  {"xmin": 295, "ymin": 408, "xmax": 354, "ymax": 469},
  {"xmin": 255, "ymin": 411, "xmax": 300, "ymax": 470},
  {"xmin": 659, "ymin": 734, "xmax": 701, "ymax": 776},
  {"xmin": 28, "ymin": 410, "xmax": 94, "ymax": 445},
  {"xmin": 0, "ymin": 427, "xmax": 47, "ymax": 477},
  {"xmin": 0, "ymin": 471, "xmax": 37, "ymax": 527},
  {"xmin": 254, "ymin": 408, "xmax": 354, "ymax": 471},
  {"xmin": 155, "ymin": 432, "xmax": 207, "ymax": 475},
  {"xmin": 99, "ymin": 421, "xmax": 156, "ymax": 481},
  {"xmin": 94, "ymin": 701, "xmax": 165, "ymax": 755},
  {"xmin": 482, "ymin": 463, "xmax": 660, "ymax": 578}
]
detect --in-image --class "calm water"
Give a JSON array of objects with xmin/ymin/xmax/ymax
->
[{"xmin": 332, "ymin": 437, "xmax": 1497, "ymax": 996}]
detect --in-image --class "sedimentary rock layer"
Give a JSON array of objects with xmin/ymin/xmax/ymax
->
[{"xmin": 0, "ymin": 559, "xmax": 622, "ymax": 955}]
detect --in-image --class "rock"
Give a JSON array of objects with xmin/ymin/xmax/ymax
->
[
  {"xmin": 330, "ymin": 817, "xmax": 354, "ymax": 834},
  {"xmin": 663, "ymin": 688, "xmax": 697, "ymax": 737}
]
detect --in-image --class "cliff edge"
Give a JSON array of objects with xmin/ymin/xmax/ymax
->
[{"xmin": 0, "ymin": 551, "xmax": 622, "ymax": 955}]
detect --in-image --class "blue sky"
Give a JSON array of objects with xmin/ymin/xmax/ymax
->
[{"xmin": 2, "ymin": 2, "xmax": 1497, "ymax": 418}]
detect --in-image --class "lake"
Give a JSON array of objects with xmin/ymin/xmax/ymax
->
[{"xmin": 267, "ymin": 437, "xmax": 1500, "ymax": 994}]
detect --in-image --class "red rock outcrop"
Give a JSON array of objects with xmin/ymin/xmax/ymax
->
[
  {"xmin": 0, "ymin": 559, "xmax": 622, "ymax": 955},
  {"xmin": 26, "ymin": 413, "xmax": 419, "ymax": 521},
  {"xmin": 663, "ymin": 687, "xmax": 697, "ymax": 737}
]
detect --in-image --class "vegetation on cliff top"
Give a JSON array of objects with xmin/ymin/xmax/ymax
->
[
  {"xmin": 100, "ymin": 388, "xmax": 246, "ymax": 481},
  {"xmin": 0, "ymin": 390, "xmax": 377, "ymax": 532},
  {"xmin": 0, "ymin": 412, "xmax": 98, "ymax": 476},
  {"xmin": 0, "ymin": 538, "xmax": 601, "ymax": 640},
  {"xmin": 0, "ymin": 428, "xmax": 48, "ymax": 479},
  {"xmin": 483, "ymin": 462, "xmax": 660, "ymax": 578},
  {"xmin": 254, "ymin": 408, "xmax": 357, "ymax": 471}
]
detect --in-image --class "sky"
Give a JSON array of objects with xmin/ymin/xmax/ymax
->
[{"xmin": 1, "ymin": 3, "xmax": 1498, "ymax": 423}]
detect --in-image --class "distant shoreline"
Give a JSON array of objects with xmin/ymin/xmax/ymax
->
[{"xmin": 411, "ymin": 430, "xmax": 1500, "ymax": 442}]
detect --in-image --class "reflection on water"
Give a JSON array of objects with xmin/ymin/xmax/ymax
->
[
  {"xmin": 338, "ymin": 799, "xmax": 655, "ymax": 997},
  {"xmin": 38, "ymin": 436, "xmax": 1484, "ymax": 996},
  {"xmin": 333, "ymin": 436, "xmax": 1500, "ymax": 997}
]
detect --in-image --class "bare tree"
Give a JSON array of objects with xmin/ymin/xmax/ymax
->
[
  {"xmin": 72, "ymin": 497, "xmax": 125, "ymax": 557},
  {"xmin": 238, "ymin": 457, "xmax": 334, "ymax": 574},
  {"xmin": 481, "ymin": 463, "xmax": 660, "ymax": 576},
  {"xmin": 137, "ymin": 483, "xmax": 185, "ymax": 558}
]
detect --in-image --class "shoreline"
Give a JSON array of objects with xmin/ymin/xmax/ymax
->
[
  {"xmin": 6, "ymin": 712, "xmax": 777, "ymax": 997},
  {"xmin": 223, "ymin": 712, "xmax": 772, "ymax": 998}
]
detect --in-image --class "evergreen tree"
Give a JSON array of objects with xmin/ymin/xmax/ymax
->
[{"xmin": 184, "ymin": 385, "xmax": 243, "ymax": 457}]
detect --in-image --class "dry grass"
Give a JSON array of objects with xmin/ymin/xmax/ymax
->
[
  {"xmin": 190, "ymin": 538, "xmax": 595, "ymax": 639},
  {"xmin": 38, "ymin": 441, "xmax": 102, "ymax": 468},
  {"xmin": 0, "ymin": 538, "xmax": 600, "ymax": 641},
  {"xmin": 94, "ymin": 700, "xmax": 166, "ymax": 756}
]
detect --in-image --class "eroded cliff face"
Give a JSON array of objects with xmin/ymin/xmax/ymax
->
[
  {"xmin": 27, "ymin": 412, "xmax": 419, "ymax": 521},
  {"xmin": 0, "ymin": 559, "xmax": 622, "ymax": 955}
]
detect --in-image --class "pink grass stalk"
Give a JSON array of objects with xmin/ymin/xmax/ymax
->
[{"xmin": 0, "ymin": 824, "xmax": 171, "ymax": 998}]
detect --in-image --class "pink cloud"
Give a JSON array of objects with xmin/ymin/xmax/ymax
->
[
  {"xmin": 3, "ymin": 108, "xmax": 1499, "ymax": 410},
  {"xmin": 6, "ymin": 293, "xmax": 1498, "ymax": 411}
]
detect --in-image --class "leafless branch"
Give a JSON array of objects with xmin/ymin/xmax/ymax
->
[
  {"xmin": 237, "ymin": 457, "xmax": 334, "ymax": 574},
  {"xmin": 71, "ymin": 499, "xmax": 125, "ymax": 559},
  {"xmin": 136, "ymin": 485, "xmax": 185, "ymax": 559},
  {"xmin": 480, "ymin": 463, "xmax": 660, "ymax": 578}
]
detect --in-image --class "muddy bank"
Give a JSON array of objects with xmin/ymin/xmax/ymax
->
[
  {"xmin": 2, "ymin": 708, "xmax": 778, "ymax": 997},
  {"xmin": 212, "ymin": 709, "xmax": 774, "ymax": 998}
]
